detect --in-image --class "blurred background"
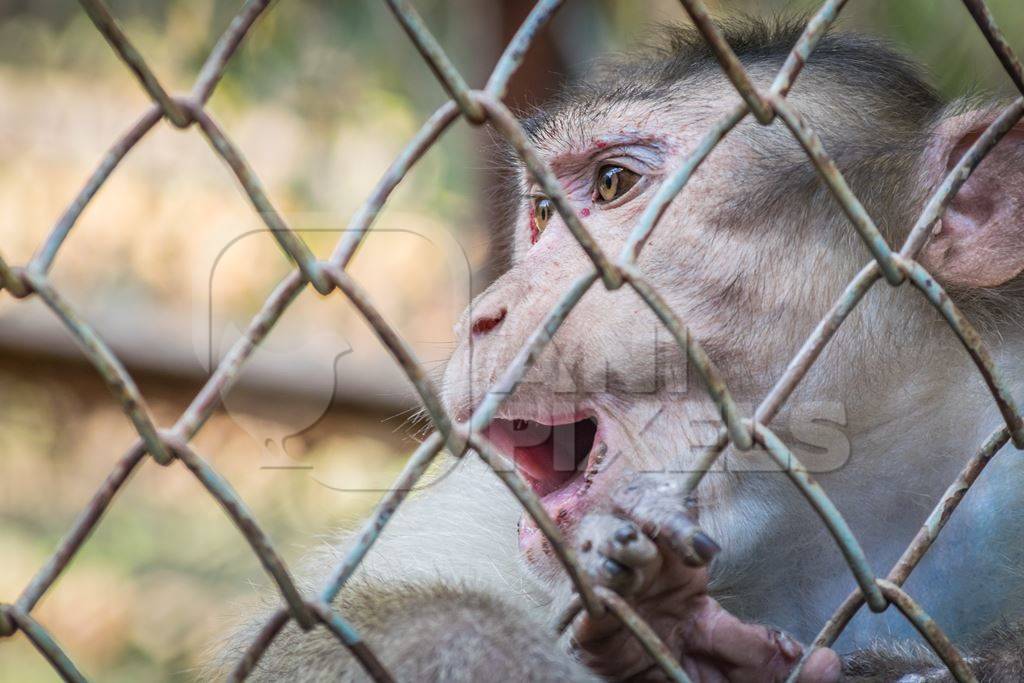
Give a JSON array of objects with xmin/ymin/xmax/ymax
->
[{"xmin": 0, "ymin": 1, "xmax": 1021, "ymax": 680}]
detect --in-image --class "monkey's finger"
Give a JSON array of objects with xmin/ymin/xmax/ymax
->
[
  {"xmin": 647, "ymin": 511, "xmax": 720, "ymax": 567},
  {"xmin": 610, "ymin": 474, "xmax": 715, "ymax": 566},
  {"xmin": 597, "ymin": 520, "xmax": 659, "ymax": 569},
  {"xmin": 576, "ymin": 514, "xmax": 649, "ymax": 595},
  {"xmin": 795, "ymin": 648, "xmax": 842, "ymax": 683},
  {"xmin": 684, "ymin": 597, "xmax": 821, "ymax": 680},
  {"xmin": 614, "ymin": 473, "xmax": 700, "ymax": 525},
  {"xmin": 594, "ymin": 557, "xmax": 639, "ymax": 594}
]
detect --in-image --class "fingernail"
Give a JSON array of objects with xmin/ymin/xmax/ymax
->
[
  {"xmin": 773, "ymin": 630, "xmax": 802, "ymax": 660},
  {"xmin": 614, "ymin": 525, "xmax": 638, "ymax": 544},
  {"xmin": 602, "ymin": 558, "xmax": 627, "ymax": 577},
  {"xmin": 693, "ymin": 532, "xmax": 721, "ymax": 561}
]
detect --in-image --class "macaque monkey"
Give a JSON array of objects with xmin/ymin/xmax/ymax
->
[{"xmin": 217, "ymin": 20, "xmax": 1024, "ymax": 682}]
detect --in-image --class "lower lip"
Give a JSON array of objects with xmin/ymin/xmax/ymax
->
[{"xmin": 517, "ymin": 439, "xmax": 600, "ymax": 548}]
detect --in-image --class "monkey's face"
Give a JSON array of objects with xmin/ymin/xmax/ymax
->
[{"xmin": 442, "ymin": 94, "xmax": 856, "ymax": 567}]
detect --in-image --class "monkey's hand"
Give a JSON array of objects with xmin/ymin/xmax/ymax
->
[{"xmin": 568, "ymin": 474, "xmax": 840, "ymax": 682}]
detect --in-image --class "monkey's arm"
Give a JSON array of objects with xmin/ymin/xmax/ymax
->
[
  {"xmin": 236, "ymin": 578, "xmax": 602, "ymax": 683},
  {"xmin": 211, "ymin": 455, "xmax": 601, "ymax": 681},
  {"xmin": 841, "ymin": 621, "xmax": 1024, "ymax": 682}
]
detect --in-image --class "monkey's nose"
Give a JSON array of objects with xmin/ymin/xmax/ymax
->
[{"xmin": 470, "ymin": 307, "xmax": 507, "ymax": 337}]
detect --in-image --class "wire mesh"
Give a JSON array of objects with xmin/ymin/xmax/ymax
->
[{"xmin": 1, "ymin": 1, "xmax": 1022, "ymax": 681}]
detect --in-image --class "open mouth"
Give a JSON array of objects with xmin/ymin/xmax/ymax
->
[{"xmin": 485, "ymin": 415, "xmax": 599, "ymax": 502}]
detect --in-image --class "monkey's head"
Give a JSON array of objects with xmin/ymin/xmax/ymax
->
[{"xmin": 442, "ymin": 20, "xmax": 1024, "ymax": 570}]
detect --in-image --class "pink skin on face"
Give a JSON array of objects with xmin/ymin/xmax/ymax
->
[
  {"xmin": 497, "ymin": 131, "xmax": 677, "ymax": 552},
  {"xmin": 495, "ymin": 413, "xmax": 617, "ymax": 552}
]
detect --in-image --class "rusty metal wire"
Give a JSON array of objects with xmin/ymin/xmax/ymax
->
[{"xmin": 1, "ymin": 1, "xmax": 1022, "ymax": 681}]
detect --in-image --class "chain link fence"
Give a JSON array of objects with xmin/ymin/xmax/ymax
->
[{"xmin": 1, "ymin": 0, "xmax": 1022, "ymax": 681}]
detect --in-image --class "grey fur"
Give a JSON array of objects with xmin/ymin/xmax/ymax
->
[{"xmin": 843, "ymin": 621, "xmax": 1024, "ymax": 682}]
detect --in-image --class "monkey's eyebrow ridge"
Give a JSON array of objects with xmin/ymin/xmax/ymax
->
[{"xmin": 532, "ymin": 136, "xmax": 669, "ymax": 192}]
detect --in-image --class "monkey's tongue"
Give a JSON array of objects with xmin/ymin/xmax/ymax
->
[{"xmin": 486, "ymin": 418, "xmax": 597, "ymax": 496}]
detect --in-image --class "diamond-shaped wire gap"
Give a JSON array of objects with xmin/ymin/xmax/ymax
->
[
  {"xmin": 962, "ymin": 0, "xmax": 1024, "ymax": 96},
  {"xmin": 189, "ymin": 107, "xmax": 331, "ymax": 294},
  {"xmin": 323, "ymin": 258, "xmax": 625, "ymax": 616},
  {"xmin": 382, "ymin": 0, "xmax": 485, "ymax": 122},
  {"xmin": 328, "ymin": 102, "xmax": 460, "ymax": 268},
  {"xmin": 338, "ymin": 244, "xmax": 707, "ymax": 677},
  {"xmin": 10, "ymin": 270, "xmax": 308, "ymax": 671},
  {"xmin": 676, "ymin": 0, "xmax": 774, "ymax": 123},
  {"xmin": 811, "ymin": 425, "xmax": 1011, "ymax": 647},
  {"xmin": 29, "ymin": 107, "xmax": 162, "ymax": 274},
  {"xmin": 777, "ymin": 13, "xmax": 1024, "ymax": 683},
  {"xmin": 10, "ymin": 278, "xmax": 313, "ymax": 668},
  {"xmin": 754, "ymin": 425, "xmax": 885, "ymax": 610},
  {"xmin": 324, "ymin": 271, "xmax": 605, "ymax": 607},
  {"xmin": 22, "ymin": 271, "xmax": 172, "ymax": 464},
  {"xmin": 319, "ymin": 262, "xmax": 615, "ymax": 622},
  {"xmin": 169, "ymin": 439, "xmax": 315, "ymax": 629},
  {"xmin": 238, "ymin": 265, "xmax": 607, "ymax": 674},
  {"xmin": 31, "ymin": 0, "xmax": 273, "ymax": 276},
  {"xmin": 769, "ymin": 97, "xmax": 903, "ymax": 284},
  {"xmin": 877, "ymin": 581, "xmax": 975, "ymax": 679},
  {"xmin": 620, "ymin": 0, "xmax": 850, "ymax": 265},
  {"xmin": 76, "ymin": 0, "xmax": 189, "ymax": 126},
  {"xmin": 301, "ymin": 264, "xmax": 617, "ymax": 629},
  {"xmin": 474, "ymin": 92, "xmax": 621, "ymax": 288},
  {"xmin": 0, "ymin": 606, "xmax": 87, "ymax": 683}
]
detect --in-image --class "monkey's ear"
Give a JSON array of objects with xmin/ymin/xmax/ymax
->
[{"xmin": 920, "ymin": 110, "xmax": 1024, "ymax": 288}]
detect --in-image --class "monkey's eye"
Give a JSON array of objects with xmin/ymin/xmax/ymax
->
[
  {"xmin": 595, "ymin": 165, "xmax": 641, "ymax": 203},
  {"xmin": 531, "ymin": 197, "xmax": 553, "ymax": 244}
]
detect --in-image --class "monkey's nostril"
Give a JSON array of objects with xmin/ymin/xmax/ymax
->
[{"xmin": 471, "ymin": 307, "xmax": 507, "ymax": 337}]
